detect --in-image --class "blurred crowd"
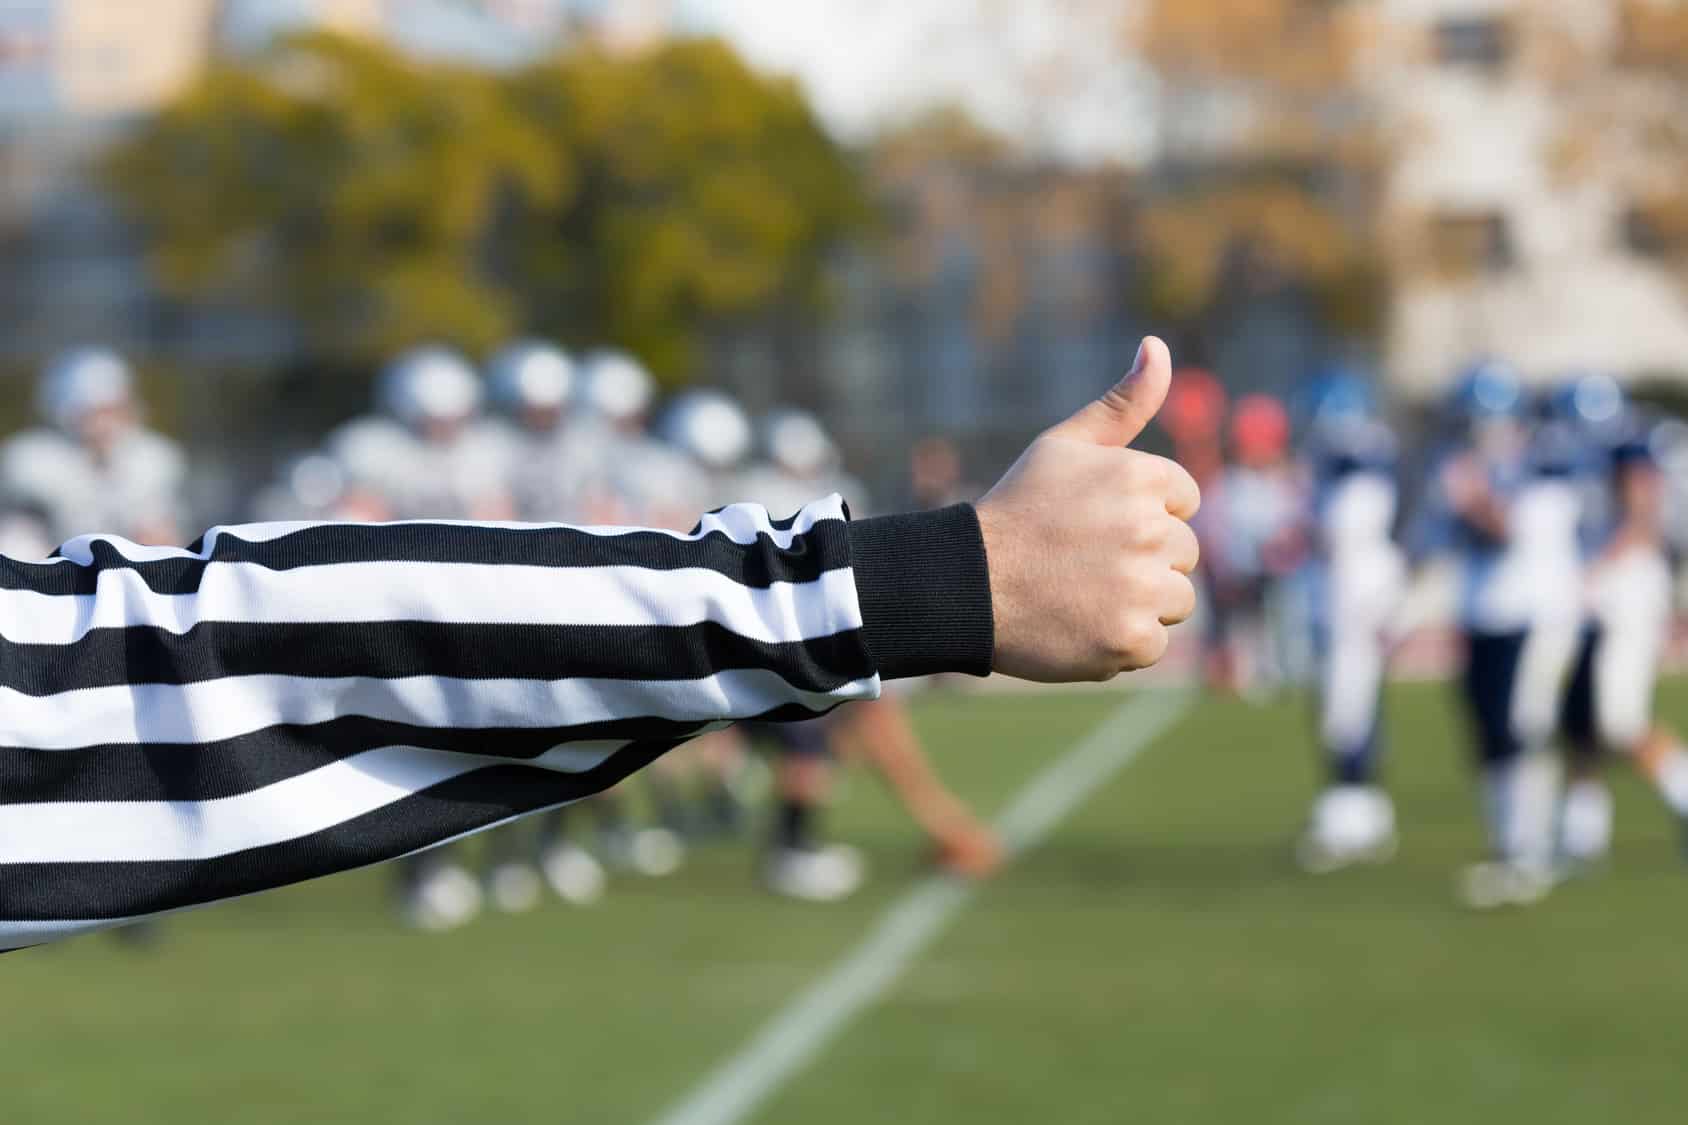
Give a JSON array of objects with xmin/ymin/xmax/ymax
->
[{"xmin": 0, "ymin": 343, "xmax": 1002, "ymax": 933}]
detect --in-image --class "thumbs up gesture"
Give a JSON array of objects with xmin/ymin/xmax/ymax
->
[{"xmin": 976, "ymin": 337, "xmax": 1202, "ymax": 682}]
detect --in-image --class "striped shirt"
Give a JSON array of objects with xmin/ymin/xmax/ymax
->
[{"xmin": 0, "ymin": 497, "xmax": 992, "ymax": 950}]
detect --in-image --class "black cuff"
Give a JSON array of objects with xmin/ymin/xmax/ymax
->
[{"xmin": 848, "ymin": 504, "xmax": 994, "ymax": 680}]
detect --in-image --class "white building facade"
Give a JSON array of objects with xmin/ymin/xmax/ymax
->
[{"xmin": 1373, "ymin": 0, "xmax": 1688, "ymax": 396}]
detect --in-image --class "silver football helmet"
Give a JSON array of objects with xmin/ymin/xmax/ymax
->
[
  {"xmin": 378, "ymin": 346, "xmax": 482, "ymax": 428},
  {"xmin": 486, "ymin": 340, "xmax": 576, "ymax": 414},
  {"xmin": 761, "ymin": 409, "xmax": 838, "ymax": 478},
  {"xmin": 38, "ymin": 347, "xmax": 133, "ymax": 431},
  {"xmin": 660, "ymin": 390, "xmax": 753, "ymax": 472},
  {"xmin": 582, "ymin": 350, "xmax": 656, "ymax": 424}
]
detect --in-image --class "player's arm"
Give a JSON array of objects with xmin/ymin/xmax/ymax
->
[
  {"xmin": 1443, "ymin": 454, "xmax": 1510, "ymax": 542},
  {"xmin": 0, "ymin": 338, "xmax": 1198, "ymax": 950}
]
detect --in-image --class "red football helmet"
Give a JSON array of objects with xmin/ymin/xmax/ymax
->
[{"xmin": 1230, "ymin": 394, "xmax": 1291, "ymax": 464}]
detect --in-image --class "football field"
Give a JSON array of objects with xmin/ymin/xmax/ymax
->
[{"xmin": 7, "ymin": 682, "xmax": 1688, "ymax": 1123}]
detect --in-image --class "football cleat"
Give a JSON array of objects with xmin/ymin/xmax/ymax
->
[
  {"xmin": 763, "ymin": 844, "xmax": 866, "ymax": 903},
  {"xmin": 539, "ymin": 842, "xmax": 607, "ymax": 905},
  {"xmin": 1296, "ymin": 786, "xmax": 1398, "ymax": 874},
  {"xmin": 485, "ymin": 861, "xmax": 544, "ymax": 914},
  {"xmin": 401, "ymin": 862, "xmax": 484, "ymax": 932}
]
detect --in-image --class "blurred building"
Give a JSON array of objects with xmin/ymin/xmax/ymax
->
[
  {"xmin": 0, "ymin": 2, "xmax": 227, "ymax": 370},
  {"xmin": 1373, "ymin": 0, "xmax": 1688, "ymax": 394},
  {"xmin": 0, "ymin": 0, "xmax": 219, "ymax": 120}
]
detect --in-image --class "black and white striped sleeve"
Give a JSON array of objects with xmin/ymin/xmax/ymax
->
[{"xmin": 0, "ymin": 497, "xmax": 994, "ymax": 950}]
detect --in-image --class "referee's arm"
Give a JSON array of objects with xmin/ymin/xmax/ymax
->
[{"xmin": 0, "ymin": 339, "xmax": 1198, "ymax": 950}]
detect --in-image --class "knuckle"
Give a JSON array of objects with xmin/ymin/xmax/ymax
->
[
  {"xmin": 1171, "ymin": 522, "xmax": 1202, "ymax": 571},
  {"xmin": 1123, "ymin": 512, "xmax": 1167, "ymax": 551},
  {"xmin": 1146, "ymin": 626, "xmax": 1171, "ymax": 664},
  {"xmin": 1117, "ymin": 617, "xmax": 1157, "ymax": 660},
  {"xmin": 1164, "ymin": 575, "xmax": 1198, "ymax": 623}
]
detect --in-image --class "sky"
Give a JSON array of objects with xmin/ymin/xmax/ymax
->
[{"xmin": 694, "ymin": 0, "xmax": 1157, "ymax": 165}]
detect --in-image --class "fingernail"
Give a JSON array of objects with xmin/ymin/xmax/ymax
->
[{"xmin": 1127, "ymin": 341, "xmax": 1147, "ymax": 379}]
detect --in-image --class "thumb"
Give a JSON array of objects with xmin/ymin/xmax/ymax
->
[{"xmin": 1049, "ymin": 336, "xmax": 1172, "ymax": 447}]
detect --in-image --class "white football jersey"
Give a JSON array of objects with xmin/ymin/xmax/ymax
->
[
  {"xmin": 1475, "ymin": 478, "xmax": 1585, "ymax": 633},
  {"xmin": 0, "ymin": 426, "xmax": 186, "ymax": 544},
  {"xmin": 732, "ymin": 464, "xmax": 870, "ymax": 522},
  {"xmin": 326, "ymin": 417, "xmax": 513, "ymax": 520}
]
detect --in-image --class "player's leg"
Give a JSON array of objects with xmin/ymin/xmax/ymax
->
[
  {"xmin": 830, "ymin": 695, "xmax": 1002, "ymax": 878},
  {"xmin": 1634, "ymin": 728, "xmax": 1688, "ymax": 832},
  {"xmin": 535, "ymin": 805, "xmax": 607, "ymax": 905},
  {"xmin": 759, "ymin": 720, "xmax": 864, "ymax": 902},
  {"xmin": 591, "ymin": 786, "xmax": 685, "ymax": 877},
  {"xmin": 669, "ymin": 728, "xmax": 756, "ymax": 839},
  {"xmin": 1299, "ymin": 620, "xmax": 1395, "ymax": 873},
  {"xmin": 1593, "ymin": 603, "xmax": 1688, "ymax": 838},
  {"xmin": 1558, "ymin": 629, "xmax": 1612, "ymax": 867},
  {"xmin": 396, "ymin": 845, "xmax": 483, "ymax": 932},
  {"xmin": 1459, "ymin": 630, "xmax": 1557, "ymax": 908},
  {"xmin": 639, "ymin": 748, "xmax": 700, "ymax": 837},
  {"xmin": 482, "ymin": 822, "xmax": 544, "ymax": 914}
]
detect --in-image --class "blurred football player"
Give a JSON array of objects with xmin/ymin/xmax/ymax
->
[
  {"xmin": 736, "ymin": 409, "xmax": 1003, "ymax": 900},
  {"xmin": 1160, "ymin": 365, "xmax": 1230, "ymax": 492},
  {"xmin": 578, "ymin": 349, "xmax": 698, "ymax": 528},
  {"xmin": 1421, "ymin": 360, "xmax": 1577, "ymax": 907},
  {"xmin": 326, "ymin": 345, "xmax": 517, "ymax": 526},
  {"xmin": 324, "ymin": 346, "xmax": 520, "ymax": 930},
  {"xmin": 476, "ymin": 340, "xmax": 614, "ymax": 908},
  {"xmin": 1295, "ymin": 367, "xmax": 1406, "ymax": 873},
  {"xmin": 1205, "ymin": 393, "xmax": 1309, "ymax": 697},
  {"xmin": 486, "ymin": 339, "xmax": 635, "ymax": 524},
  {"xmin": 486, "ymin": 344, "xmax": 687, "ymax": 899},
  {"xmin": 0, "ymin": 347, "xmax": 187, "ymax": 550},
  {"xmin": 908, "ymin": 434, "xmax": 977, "ymax": 510},
  {"xmin": 1550, "ymin": 378, "xmax": 1688, "ymax": 863},
  {"xmin": 248, "ymin": 452, "xmax": 349, "ymax": 524},
  {"xmin": 509, "ymin": 347, "xmax": 702, "ymax": 885},
  {"xmin": 0, "ymin": 347, "xmax": 189, "ymax": 947}
]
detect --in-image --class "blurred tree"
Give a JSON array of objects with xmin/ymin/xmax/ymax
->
[
  {"xmin": 103, "ymin": 32, "xmax": 568, "ymax": 363},
  {"xmin": 104, "ymin": 34, "xmax": 867, "ymax": 380},
  {"xmin": 508, "ymin": 39, "xmax": 869, "ymax": 380},
  {"xmin": 1131, "ymin": 0, "xmax": 1388, "ymax": 346}
]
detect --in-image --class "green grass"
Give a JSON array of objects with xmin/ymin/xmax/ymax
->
[{"xmin": 6, "ymin": 684, "xmax": 1688, "ymax": 1124}]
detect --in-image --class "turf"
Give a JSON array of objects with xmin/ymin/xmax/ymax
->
[{"xmin": 5, "ymin": 684, "xmax": 1687, "ymax": 1123}]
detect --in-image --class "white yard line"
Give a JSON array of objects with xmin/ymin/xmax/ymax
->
[{"xmin": 649, "ymin": 688, "xmax": 1195, "ymax": 1125}]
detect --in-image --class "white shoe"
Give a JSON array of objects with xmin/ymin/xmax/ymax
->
[
  {"xmin": 629, "ymin": 827, "xmax": 685, "ymax": 877},
  {"xmin": 764, "ymin": 845, "xmax": 865, "ymax": 902},
  {"xmin": 540, "ymin": 843, "xmax": 606, "ymax": 905},
  {"xmin": 486, "ymin": 862, "xmax": 543, "ymax": 914},
  {"xmin": 600, "ymin": 825, "xmax": 686, "ymax": 877},
  {"xmin": 402, "ymin": 863, "xmax": 483, "ymax": 932},
  {"xmin": 1560, "ymin": 779, "xmax": 1614, "ymax": 867},
  {"xmin": 1297, "ymin": 786, "xmax": 1398, "ymax": 874},
  {"xmin": 1458, "ymin": 860, "xmax": 1556, "ymax": 911}
]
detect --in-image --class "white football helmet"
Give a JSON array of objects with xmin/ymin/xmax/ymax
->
[
  {"xmin": 660, "ymin": 390, "xmax": 753, "ymax": 472},
  {"xmin": 761, "ymin": 409, "xmax": 838, "ymax": 477},
  {"xmin": 378, "ymin": 346, "xmax": 482, "ymax": 428},
  {"xmin": 38, "ymin": 348, "xmax": 133, "ymax": 431},
  {"xmin": 486, "ymin": 340, "xmax": 575, "ymax": 414},
  {"xmin": 582, "ymin": 350, "xmax": 656, "ymax": 424}
]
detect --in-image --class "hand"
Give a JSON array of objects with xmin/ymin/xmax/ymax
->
[{"xmin": 976, "ymin": 337, "xmax": 1202, "ymax": 682}]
